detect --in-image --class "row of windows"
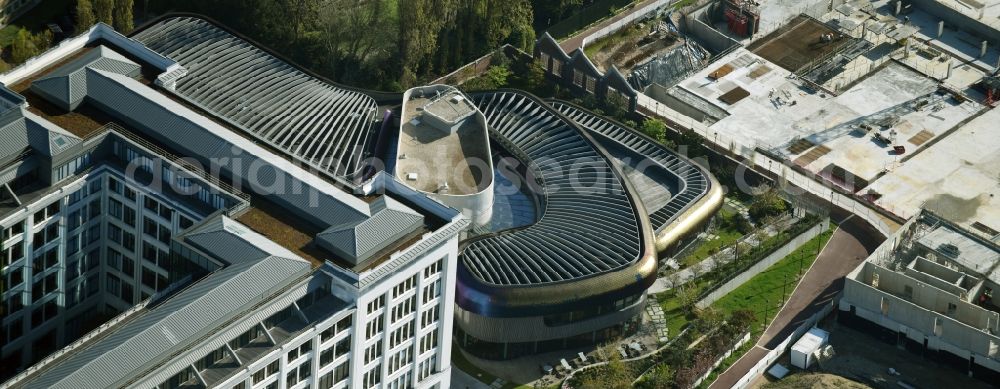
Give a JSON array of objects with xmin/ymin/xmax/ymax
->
[
  {"xmin": 320, "ymin": 316, "xmax": 352, "ymax": 343},
  {"xmin": 418, "ymin": 330, "xmax": 438, "ymax": 355},
  {"xmin": 391, "ymin": 275, "xmax": 417, "ymax": 299},
  {"xmin": 389, "ymin": 322, "xmax": 414, "ymax": 349},
  {"xmin": 317, "ymin": 361, "xmax": 350, "ymax": 389},
  {"xmin": 366, "ymin": 315, "xmax": 384, "ymax": 340},
  {"xmin": 319, "ymin": 336, "xmax": 350, "ymax": 367},
  {"xmin": 421, "ymin": 279, "xmax": 441, "ymax": 305},
  {"xmin": 363, "ymin": 363, "xmax": 382, "ymax": 389},
  {"xmin": 285, "ymin": 359, "xmax": 312, "ymax": 387},
  {"xmin": 364, "ymin": 339, "xmax": 383, "ymax": 364},
  {"xmin": 387, "ymin": 347, "xmax": 412, "ymax": 375},
  {"xmin": 390, "ymin": 296, "xmax": 416, "ymax": 324},
  {"xmin": 420, "ymin": 305, "xmax": 439, "ymax": 329}
]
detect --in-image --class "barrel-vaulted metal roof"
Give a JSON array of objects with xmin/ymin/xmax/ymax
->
[
  {"xmin": 551, "ymin": 102, "xmax": 711, "ymax": 233},
  {"xmin": 461, "ymin": 92, "xmax": 642, "ymax": 286},
  {"xmin": 133, "ymin": 17, "xmax": 379, "ymax": 178}
]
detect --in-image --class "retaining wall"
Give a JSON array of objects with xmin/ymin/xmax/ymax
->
[{"xmin": 695, "ymin": 219, "xmax": 830, "ymax": 309}]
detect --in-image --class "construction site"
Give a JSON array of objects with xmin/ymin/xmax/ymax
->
[{"xmin": 563, "ymin": 0, "xmax": 1000, "ymax": 236}]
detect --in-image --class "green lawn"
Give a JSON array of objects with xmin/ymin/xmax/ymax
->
[
  {"xmin": 582, "ymin": 23, "xmax": 644, "ymax": 57},
  {"xmin": 711, "ymin": 226, "xmax": 833, "ymax": 322}
]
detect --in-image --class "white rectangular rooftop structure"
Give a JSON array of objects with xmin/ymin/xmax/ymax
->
[{"xmin": 917, "ymin": 224, "xmax": 1000, "ymax": 275}]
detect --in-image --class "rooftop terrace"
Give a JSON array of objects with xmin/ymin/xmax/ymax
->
[{"xmin": 396, "ymin": 86, "xmax": 492, "ymax": 195}]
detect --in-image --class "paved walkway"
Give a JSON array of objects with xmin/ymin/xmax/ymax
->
[
  {"xmin": 558, "ymin": 0, "xmax": 662, "ymax": 52},
  {"xmin": 649, "ymin": 217, "xmax": 790, "ymax": 294},
  {"xmin": 708, "ymin": 217, "xmax": 881, "ymax": 389}
]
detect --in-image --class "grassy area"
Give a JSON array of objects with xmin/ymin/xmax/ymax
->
[
  {"xmin": 678, "ymin": 208, "xmax": 743, "ymax": 268},
  {"xmin": 0, "ymin": 0, "xmax": 75, "ymax": 46},
  {"xmin": 692, "ymin": 225, "xmax": 836, "ymax": 388},
  {"xmin": 711, "ymin": 226, "xmax": 834, "ymax": 321},
  {"xmin": 582, "ymin": 23, "xmax": 644, "ymax": 57},
  {"xmin": 658, "ymin": 219, "xmax": 830, "ymax": 338}
]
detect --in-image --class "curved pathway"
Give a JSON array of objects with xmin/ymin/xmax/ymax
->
[{"xmin": 708, "ymin": 216, "xmax": 882, "ymax": 389}]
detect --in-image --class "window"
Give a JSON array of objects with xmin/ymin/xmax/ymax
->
[
  {"xmin": 947, "ymin": 302, "xmax": 958, "ymax": 315},
  {"xmin": 367, "ymin": 295, "xmax": 385, "ymax": 314},
  {"xmin": 419, "ymin": 329, "xmax": 439, "ymax": 354},
  {"xmin": 7, "ymin": 294, "xmax": 23, "ymax": 314},
  {"xmin": 422, "ymin": 279, "xmax": 441, "ymax": 305},
  {"xmin": 335, "ymin": 336, "xmax": 351, "ymax": 358},
  {"xmin": 3, "ymin": 222, "xmax": 23, "ymax": 240},
  {"xmin": 364, "ymin": 340, "xmax": 382, "ymax": 364},
  {"xmin": 389, "ymin": 322, "xmax": 414, "ymax": 349},
  {"xmin": 392, "ymin": 275, "xmax": 417, "ymax": 299},
  {"xmin": 366, "ymin": 315, "xmax": 383, "ymax": 340},
  {"xmin": 123, "ymin": 206, "xmax": 136, "ymax": 227},
  {"xmin": 364, "ymin": 364, "xmax": 382, "ymax": 388},
  {"xmin": 3, "ymin": 241, "xmax": 23, "ymax": 268},
  {"xmin": 423, "ymin": 260, "xmax": 442, "ymax": 278},
  {"xmin": 573, "ymin": 69, "xmax": 585, "ymax": 87},
  {"xmin": 552, "ymin": 59, "xmax": 562, "ymax": 76},
  {"xmin": 108, "ymin": 176, "xmax": 122, "ymax": 194},
  {"xmin": 421, "ymin": 305, "xmax": 439, "ymax": 328},
  {"xmin": 391, "ymin": 296, "xmax": 416, "ymax": 323},
  {"xmin": 7, "ymin": 266, "xmax": 22, "ymax": 287},
  {"xmin": 252, "ymin": 368, "xmax": 267, "ymax": 384},
  {"xmin": 539, "ymin": 52, "xmax": 551, "ymax": 70},
  {"xmin": 585, "ymin": 76, "xmax": 596, "ymax": 93},
  {"xmin": 319, "ymin": 362, "xmax": 350, "ymax": 389}
]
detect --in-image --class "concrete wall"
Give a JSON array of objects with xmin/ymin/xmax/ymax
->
[
  {"xmin": 842, "ymin": 277, "xmax": 1000, "ymax": 363},
  {"xmin": 906, "ymin": 0, "xmax": 1000, "ymax": 44},
  {"xmin": 696, "ymin": 219, "xmax": 830, "ymax": 309},
  {"xmin": 682, "ymin": 12, "xmax": 740, "ymax": 53}
]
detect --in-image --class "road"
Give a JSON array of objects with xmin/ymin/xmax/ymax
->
[
  {"xmin": 558, "ymin": 0, "xmax": 663, "ymax": 53},
  {"xmin": 708, "ymin": 216, "xmax": 882, "ymax": 389}
]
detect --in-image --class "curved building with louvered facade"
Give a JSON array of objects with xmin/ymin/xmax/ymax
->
[
  {"xmin": 133, "ymin": 17, "xmax": 380, "ymax": 181},
  {"xmin": 453, "ymin": 92, "xmax": 721, "ymax": 360}
]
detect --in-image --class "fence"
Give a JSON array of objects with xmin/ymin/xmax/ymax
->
[
  {"xmin": 579, "ymin": 0, "xmax": 674, "ymax": 49},
  {"xmin": 691, "ymin": 332, "xmax": 753, "ymax": 388},
  {"xmin": 695, "ymin": 219, "xmax": 830, "ymax": 309},
  {"xmin": 634, "ymin": 93, "xmax": 900, "ymax": 237},
  {"xmin": 428, "ymin": 45, "xmax": 532, "ymax": 86},
  {"xmin": 727, "ymin": 299, "xmax": 837, "ymax": 389}
]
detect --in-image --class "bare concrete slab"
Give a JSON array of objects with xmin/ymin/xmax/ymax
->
[{"xmin": 867, "ymin": 107, "xmax": 1000, "ymax": 233}]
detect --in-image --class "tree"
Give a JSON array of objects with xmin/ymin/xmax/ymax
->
[
  {"xmin": 749, "ymin": 187, "xmax": 788, "ymax": 220},
  {"xmin": 113, "ymin": 0, "xmax": 134, "ymax": 33},
  {"xmin": 76, "ymin": 0, "xmax": 96, "ymax": 31},
  {"xmin": 639, "ymin": 118, "xmax": 667, "ymax": 144},
  {"xmin": 642, "ymin": 363, "xmax": 674, "ymax": 389},
  {"xmin": 94, "ymin": 0, "xmax": 113, "ymax": 25},
  {"xmin": 10, "ymin": 29, "xmax": 37, "ymax": 64}
]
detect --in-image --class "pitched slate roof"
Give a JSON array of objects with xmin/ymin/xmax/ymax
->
[
  {"xmin": 30, "ymin": 45, "xmax": 141, "ymax": 110},
  {"xmin": 317, "ymin": 196, "xmax": 424, "ymax": 264}
]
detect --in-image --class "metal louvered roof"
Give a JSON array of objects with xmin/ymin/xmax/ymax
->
[
  {"xmin": 20, "ymin": 215, "xmax": 312, "ymax": 389},
  {"xmin": 460, "ymin": 92, "xmax": 642, "ymax": 286},
  {"xmin": 551, "ymin": 102, "xmax": 711, "ymax": 233},
  {"xmin": 133, "ymin": 17, "xmax": 379, "ymax": 179}
]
